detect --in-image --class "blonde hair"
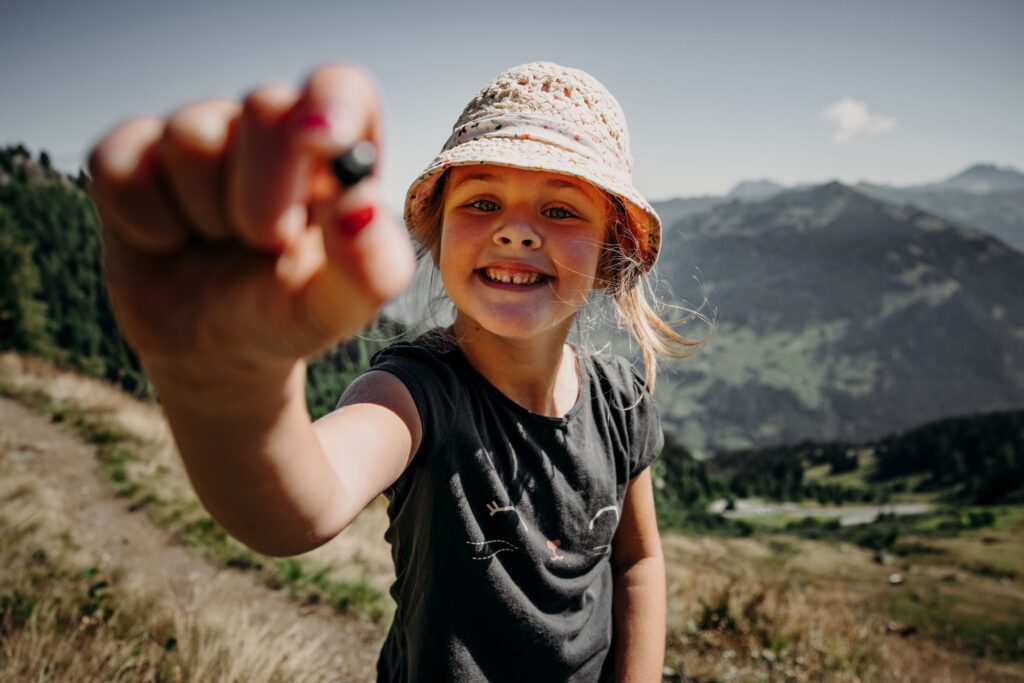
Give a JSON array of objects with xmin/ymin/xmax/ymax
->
[{"xmin": 409, "ymin": 168, "xmax": 715, "ymax": 395}]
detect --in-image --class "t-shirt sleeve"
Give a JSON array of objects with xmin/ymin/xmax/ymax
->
[
  {"xmin": 337, "ymin": 339, "xmax": 458, "ymax": 465},
  {"xmin": 625, "ymin": 363, "xmax": 665, "ymax": 479}
]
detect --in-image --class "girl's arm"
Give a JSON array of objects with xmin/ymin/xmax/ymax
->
[
  {"xmin": 610, "ymin": 467, "xmax": 666, "ymax": 682},
  {"xmin": 153, "ymin": 360, "xmax": 421, "ymax": 557},
  {"xmin": 88, "ymin": 63, "xmax": 421, "ymax": 558}
]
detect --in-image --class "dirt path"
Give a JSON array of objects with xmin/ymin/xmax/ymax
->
[{"xmin": 0, "ymin": 394, "xmax": 387, "ymax": 682}]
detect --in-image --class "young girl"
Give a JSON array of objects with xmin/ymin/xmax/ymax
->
[{"xmin": 88, "ymin": 61, "xmax": 705, "ymax": 682}]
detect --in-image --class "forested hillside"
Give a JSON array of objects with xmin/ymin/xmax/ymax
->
[
  {"xmin": 708, "ymin": 410, "xmax": 1024, "ymax": 506},
  {"xmin": 0, "ymin": 144, "xmax": 146, "ymax": 391}
]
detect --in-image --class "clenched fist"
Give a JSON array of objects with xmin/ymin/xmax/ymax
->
[{"xmin": 87, "ymin": 64, "xmax": 416, "ymax": 382}]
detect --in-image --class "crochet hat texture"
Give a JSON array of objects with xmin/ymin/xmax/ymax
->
[{"xmin": 403, "ymin": 61, "xmax": 661, "ymax": 271}]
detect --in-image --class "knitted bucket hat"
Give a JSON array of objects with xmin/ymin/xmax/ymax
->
[{"xmin": 403, "ymin": 61, "xmax": 661, "ymax": 272}]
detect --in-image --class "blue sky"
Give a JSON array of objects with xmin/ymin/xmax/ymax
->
[{"xmin": 2, "ymin": 0, "xmax": 1022, "ymax": 209}]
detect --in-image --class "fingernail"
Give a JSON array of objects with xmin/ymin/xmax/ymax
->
[
  {"xmin": 296, "ymin": 111, "xmax": 332, "ymax": 130},
  {"xmin": 336, "ymin": 205, "xmax": 374, "ymax": 237},
  {"xmin": 294, "ymin": 106, "xmax": 357, "ymax": 149}
]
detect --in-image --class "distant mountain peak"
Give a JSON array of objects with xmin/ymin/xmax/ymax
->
[
  {"xmin": 726, "ymin": 179, "xmax": 786, "ymax": 201},
  {"xmin": 935, "ymin": 163, "xmax": 1024, "ymax": 194},
  {"xmin": 960, "ymin": 162, "xmax": 1014, "ymax": 174},
  {"xmin": 778, "ymin": 179, "xmax": 864, "ymax": 204}
]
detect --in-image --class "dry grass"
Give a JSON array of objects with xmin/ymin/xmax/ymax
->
[
  {"xmin": 3, "ymin": 351, "xmax": 1023, "ymax": 682},
  {"xmin": 661, "ymin": 533, "xmax": 1024, "ymax": 682},
  {"xmin": 0, "ymin": 352, "xmax": 394, "ymax": 620},
  {"xmin": 0, "ymin": 473, "xmax": 333, "ymax": 682},
  {"xmin": 0, "ymin": 353, "xmax": 395, "ymax": 586}
]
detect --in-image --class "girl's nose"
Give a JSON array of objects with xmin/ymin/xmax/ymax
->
[{"xmin": 493, "ymin": 221, "xmax": 542, "ymax": 249}]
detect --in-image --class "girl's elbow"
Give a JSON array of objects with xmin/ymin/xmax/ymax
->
[
  {"xmin": 244, "ymin": 533, "xmax": 328, "ymax": 558},
  {"xmin": 611, "ymin": 547, "xmax": 665, "ymax": 577},
  {"xmin": 219, "ymin": 514, "xmax": 344, "ymax": 558}
]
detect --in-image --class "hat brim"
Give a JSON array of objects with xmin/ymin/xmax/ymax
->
[{"xmin": 404, "ymin": 137, "xmax": 661, "ymax": 271}]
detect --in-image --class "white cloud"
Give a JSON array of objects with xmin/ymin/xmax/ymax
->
[{"xmin": 821, "ymin": 98, "xmax": 897, "ymax": 143}]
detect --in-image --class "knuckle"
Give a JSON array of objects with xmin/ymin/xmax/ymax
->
[
  {"xmin": 308, "ymin": 62, "xmax": 374, "ymax": 89},
  {"xmin": 164, "ymin": 99, "xmax": 239, "ymax": 153},
  {"xmin": 304, "ymin": 63, "xmax": 379, "ymax": 111},
  {"xmin": 89, "ymin": 117, "xmax": 163, "ymax": 182},
  {"xmin": 88, "ymin": 118, "xmax": 165, "ymax": 214},
  {"xmin": 241, "ymin": 84, "xmax": 299, "ymax": 125}
]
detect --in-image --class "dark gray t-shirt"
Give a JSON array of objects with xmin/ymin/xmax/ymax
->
[{"xmin": 363, "ymin": 330, "xmax": 663, "ymax": 682}]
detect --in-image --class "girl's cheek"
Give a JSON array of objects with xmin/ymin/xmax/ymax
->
[{"xmin": 566, "ymin": 236, "xmax": 603, "ymax": 266}]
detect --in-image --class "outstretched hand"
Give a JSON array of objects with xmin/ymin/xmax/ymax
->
[{"xmin": 88, "ymin": 64, "xmax": 416, "ymax": 381}]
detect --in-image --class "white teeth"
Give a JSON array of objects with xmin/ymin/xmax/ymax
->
[{"xmin": 484, "ymin": 268, "xmax": 543, "ymax": 285}]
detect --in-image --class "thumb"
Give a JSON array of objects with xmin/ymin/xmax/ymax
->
[{"xmin": 299, "ymin": 178, "xmax": 417, "ymax": 345}]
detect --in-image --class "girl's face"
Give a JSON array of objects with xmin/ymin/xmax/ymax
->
[{"xmin": 439, "ymin": 165, "xmax": 609, "ymax": 341}]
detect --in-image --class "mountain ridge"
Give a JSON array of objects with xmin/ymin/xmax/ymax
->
[
  {"xmin": 652, "ymin": 179, "xmax": 1024, "ymax": 455},
  {"xmin": 653, "ymin": 163, "xmax": 1024, "ymax": 251},
  {"xmin": 4, "ymin": 142, "xmax": 1022, "ymax": 458}
]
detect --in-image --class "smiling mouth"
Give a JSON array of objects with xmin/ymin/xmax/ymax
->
[{"xmin": 477, "ymin": 268, "xmax": 550, "ymax": 286}]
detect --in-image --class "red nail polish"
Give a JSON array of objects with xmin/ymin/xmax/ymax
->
[
  {"xmin": 336, "ymin": 205, "xmax": 374, "ymax": 237},
  {"xmin": 297, "ymin": 112, "xmax": 331, "ymax": 130}
]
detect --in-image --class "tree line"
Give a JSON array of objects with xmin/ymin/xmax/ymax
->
[
  {"xmin": 871, "ymin": 410, "xmax": 1024, "ymax": 504},
  {"xmin": 708, "ymin": 411, "xmax": 1024, "ymax": 506}
]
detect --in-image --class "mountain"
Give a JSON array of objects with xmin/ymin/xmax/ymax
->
[
  {"xmin": 923, "ymin": 163, "xmax": 1024, "ymax": 194},
  {"xmin": 652, "ymin": 181, "xmax": 1024, "ymax": 456},
  {"xmin": 657, "ymin": 164, "xmax": 1024, "ymax": 252},
  {"xmin": 648, "ymin": 181, "xmax": 787, "ymax": 228},
  {"xmin": 854, "ymin": 164, "xmax": 1024, "ymax": 251},
  {"xmin": 650, "ymin": 195, "xmax": 728, "ymax": 232},
  {"xmin": 726, "ymin": 179, "xmax": 787, "ymax": 202}
]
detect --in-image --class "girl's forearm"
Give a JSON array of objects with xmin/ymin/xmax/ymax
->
[
  {"xmin": 612, "ymin": 554, "xmax": 667, "ymax": 682},
  {"xmin": 148, "ymin": 358, "xmax": 346, "ymax": 556}
]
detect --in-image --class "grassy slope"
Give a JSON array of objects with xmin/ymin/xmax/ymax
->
[
  {"xmin": 802, "ymin": 449, "xmax": 944, "ymax": 503},
  {"xmin": 0, "ymin": 381, "xmax": 390, "ymax": 624},
  {"xmin": 0, "ymin": 460, "xmax": 335, "ymax": 682},
  {"xmin": 729, "ymin": 504, "xmax": 1024, "ymax": 661},
  {"xmin": 3, "ymin": 351, "xmax": 1022, "ymax": 681}
]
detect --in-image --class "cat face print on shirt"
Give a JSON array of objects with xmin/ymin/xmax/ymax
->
[{"xmin": 463, "ymin": 446, "xmax": 622, "ymax": 566}]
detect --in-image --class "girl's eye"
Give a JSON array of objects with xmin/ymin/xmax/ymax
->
[
  {"xmin": 544, "ymin": 207, "xmax": 577, "ymax": 220},
  {"xmin": 468, "ymin": 199, "xmax": 499, "ymax": 212}
]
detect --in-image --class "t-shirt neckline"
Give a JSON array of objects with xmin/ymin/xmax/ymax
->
[{"xmin": 451, "ymin": 342, "xmax": 589, "ymax": 427}]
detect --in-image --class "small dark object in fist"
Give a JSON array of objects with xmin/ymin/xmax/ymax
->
[{"xmin": 332, "ymin": 141, "xmax": 377, "ymax": 187}]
